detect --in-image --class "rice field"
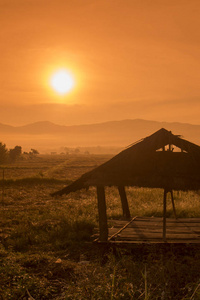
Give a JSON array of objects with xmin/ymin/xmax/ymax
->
[{"xmin": 0, "ymin": 154, "xmax": 200, "ymax": 299}]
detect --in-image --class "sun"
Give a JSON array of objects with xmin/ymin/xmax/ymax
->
[{"xmin": 50, "ymin": 69, "xmax": 75, "ymax": 95}]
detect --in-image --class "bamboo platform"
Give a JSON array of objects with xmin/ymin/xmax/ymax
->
[{"xmin": 94, "ymin": 217, "xmax": 200, "ymax": 244}]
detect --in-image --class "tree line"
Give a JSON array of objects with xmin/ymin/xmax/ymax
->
[{"xmin": 0, "ymin": 142, "xmax": 39, "ymax": 164}]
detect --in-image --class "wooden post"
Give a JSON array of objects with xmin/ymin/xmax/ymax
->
[
  {"xmin": 118, "ymin": 186, "xmax": 131, "ymax": 219},
  {"xmin": 170, "ymin": 190, "xmax": 177, "ymax": 219},
  {"xmin": 97, "ymin": 186, "xmax": 108, "ymax": 242},
  {"xmin": 163, "ymin": 189, "xmax": 167, "ymax": 242}
]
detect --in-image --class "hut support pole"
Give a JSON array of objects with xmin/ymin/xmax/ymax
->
[
  {"xmin": 163, "ymin": 189, "xmax": 167, "ymax": 242},
  {"xmin": 118, "ymin": 186, "xmax": 131, "ymax": 220},
  {"xmin": 170, "ymin": 190, "xmax": 177, "ymax": 219},
  {"xmin": 97, "ymin": 186, "xmax": 108, "ymax": 242}
]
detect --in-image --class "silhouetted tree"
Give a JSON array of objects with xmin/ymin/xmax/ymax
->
[
  {"xmin": 74, "ymin": 148, "xmax": 80, "ymax": 154},
  {"xmin": 9, "ymin": 146, "xmax": 22, "ymax": 162},
  {"xmin": 30, "ymin": 148, "xmax": 39, "ymax": 155},
  {"xmin": 0, "ymin": 142, "xmax": 8, "ymax": 164}
]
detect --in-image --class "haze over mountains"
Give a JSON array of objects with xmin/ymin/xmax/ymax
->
[{"xmin": 1, "ymin": 119, "xmax": 200, "ymax": 153}]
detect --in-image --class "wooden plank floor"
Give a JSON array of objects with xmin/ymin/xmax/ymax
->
[{"xmin": 104, "ymin": 217, "xmax": 200, "ymax": 244}]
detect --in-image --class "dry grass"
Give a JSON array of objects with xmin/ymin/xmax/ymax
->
[{"xmin": 0, "ymin": 154, "xmax": 200, "ymax": 299}]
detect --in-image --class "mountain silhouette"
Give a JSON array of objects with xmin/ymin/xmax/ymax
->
[{"xmin": 1, "ymin": 119, "xmax": 200, "ymax": 152}]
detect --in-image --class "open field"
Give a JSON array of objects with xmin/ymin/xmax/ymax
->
[{"xmin": 0, "ymin": 154, "xmax": 200, "ymax": 299}]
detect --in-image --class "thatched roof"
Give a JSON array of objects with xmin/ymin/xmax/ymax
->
[{"xmin": 51, "ymin": 128, "xmax": 200, "ymax": 196}]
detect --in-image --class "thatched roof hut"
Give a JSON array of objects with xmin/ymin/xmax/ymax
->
[{"xmin": 52, "ymin": 128, "xmax": 200, "ymax": 242}]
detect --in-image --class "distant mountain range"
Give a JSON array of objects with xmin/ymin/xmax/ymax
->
[{"xmin": 1, "ymin": 119, "xmax": 200, "ymax": 153}]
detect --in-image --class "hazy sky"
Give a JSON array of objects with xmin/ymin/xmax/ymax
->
[{"xmin": 0, "ymin": 0, "xmax": 200, "ymax": 125}]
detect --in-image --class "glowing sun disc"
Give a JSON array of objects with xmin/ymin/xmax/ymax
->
[{"xmin": 50, "ymin": 70, "xmax": 75, "ymax": 94}]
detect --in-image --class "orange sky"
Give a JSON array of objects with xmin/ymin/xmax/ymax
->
[{"xmin": 0, "ymin": 0, "xmax": 200, "ymax": 125}]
